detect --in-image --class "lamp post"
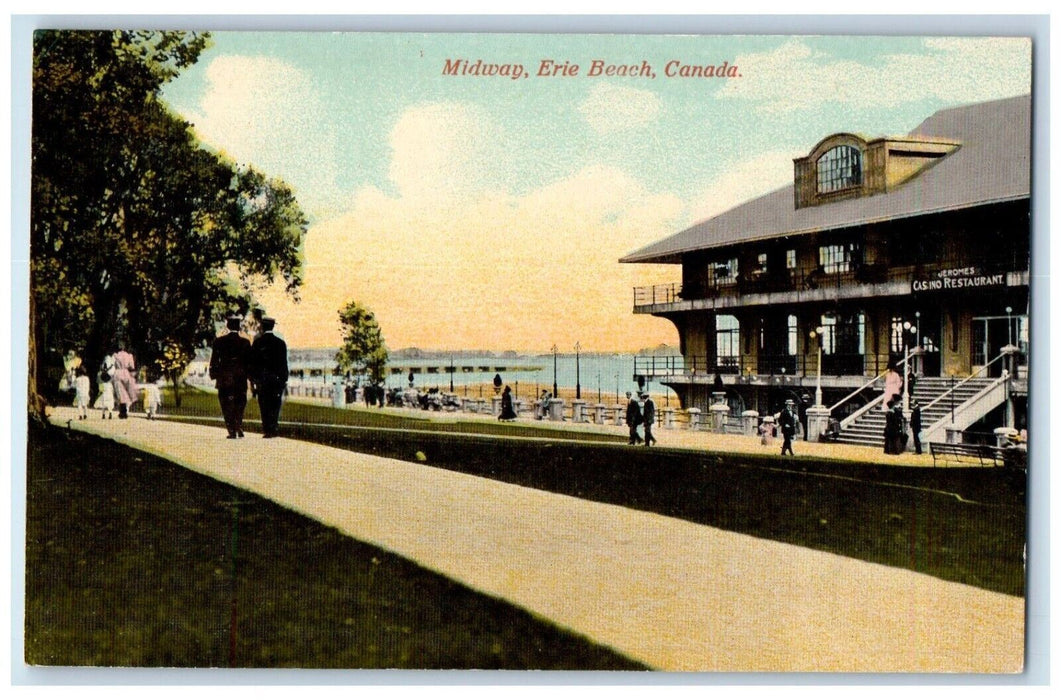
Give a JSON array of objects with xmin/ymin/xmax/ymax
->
[
  {"xmin": 597, "ymin": 369, "xmax": 601, "ymax": 404},
  {"xmin": 902, "ymin": 321, "xmax": 916, "ymax": 413},
  {"xmin": 809, "ymin": 325, "xmax": 825, "ymax": 407},
  {"xmin": 615, "ymin": 372, "xmax": 619, "ymax": 405},
  {"xmin": 575, "ymin": 341, "xmax": 582, "ymax": 400},
  {"xmin": 449, "ymin": 356, "xmax": 454, "ymax": 393},
  {"xmin": 551, "ymin": 344, "xmax": 558, "ymax": 398},
  {"xmin": 1006, "ymin": 306, "xmax": 1013, "ymax": 346}
]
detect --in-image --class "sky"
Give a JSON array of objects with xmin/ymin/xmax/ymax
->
[{"xmin": 159, "ymin": 33, "xmax": 1031, "ymax": 353}]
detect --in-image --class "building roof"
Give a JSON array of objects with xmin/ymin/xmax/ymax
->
[{"xmin": 621, "ymin": 94, "xmax": 1031, "ymax": 264}]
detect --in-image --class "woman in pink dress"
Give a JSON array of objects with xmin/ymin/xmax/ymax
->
[
  {"xmin": 882, "ymin": 365, "xmax": 902, "ymax": 411},
  {"xmin": 111, "ymin": 344, "xmax": 139, "ymax": 419}
]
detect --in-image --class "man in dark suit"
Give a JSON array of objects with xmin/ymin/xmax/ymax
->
[
  {"xmin": 910, "ymin": 399, "xmax": 923, "ymax": 455},
  {"xmin": 641, "ymin": 393, "xmax": 657, "ymax": 446},
  {"xmin": 209, "ymin": 315, "xmax": 251, "ymax": 439},
  {"xmin": 625, "ymin": 391, "xmax": 643, "ymax": 445},
  {"xmin": 251, "ymin": 316, "xmax": 289, "ymax": 438},
  {"xmin": 779, "ymin": 399, "xmax": 797, "ymax": 456}
]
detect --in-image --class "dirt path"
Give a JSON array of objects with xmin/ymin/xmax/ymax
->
[{"xmin": 46, "ymin": 406, "xmax": 1024, "ymax": 672}]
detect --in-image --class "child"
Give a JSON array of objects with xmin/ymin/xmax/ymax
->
[
  {"xmin": 143, "ymin": 379, "xmax": 162, "ymax": 420},
  {"xmin": 73, "ymin": 366, "xmax": 91, "ymax": 419},
  {"xmin": 97, "ymin": 370, "xmax": 115, "ymax": 420}
]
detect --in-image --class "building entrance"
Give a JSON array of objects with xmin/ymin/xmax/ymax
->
[{"xmin": 971, "ymin": 315, "xmax": 1025, "ymax": 376}]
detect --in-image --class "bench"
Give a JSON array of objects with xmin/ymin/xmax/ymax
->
[{"xmin": 928, "ymin": 442, "xmax": 1002, "ymax": 467}]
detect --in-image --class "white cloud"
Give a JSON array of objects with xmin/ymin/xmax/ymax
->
[
  {"xmin": 255, "ymin": 161, "xmax": 683, "ymax": 352},
  {"xmin": 178, "ymin": 55, "xmax": 343, "ymax": 215},
  {"xmin": 717, "ymin": 37, "xmax": 1031, "ymax": 113},
  {"xmin": 386, "ymin": 102, "xmax": 501, "ymax": 204},
  {"xmin": 578, "ymin": 83, "xmax": 662, "ymax": 134}
]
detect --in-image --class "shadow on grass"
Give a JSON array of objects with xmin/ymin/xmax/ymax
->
[{"xmin": 25, "ymin": 422, "xmax": 647, "ymax": 670}]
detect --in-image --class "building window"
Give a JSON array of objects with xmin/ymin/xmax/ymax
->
[
  {"xmin": 890, "ymin": 316, "xmax": 917, "ymax": 354},
  {"xmin": 787, "ymin": 315, "xmax": 798, "ymax": 356},
  {"xmin": 716, "ymin": 315, "xmax": 740, "ymax": 371},
  {"xmin": 819, "ymin": 243, "xmax": 856, "ymax": 273},
  {"xmin": 786, "ymin": 249, "xmax": 797, "ymax": 270},
  {"xmin": 756, "ymin": 253, "xmax": 768, "ymax": 274},
  {"xmin": 816, "ymin": 145, "xmax": 862, "ymax": 194},
  {"xmin": 713, "ymin": 257, "xmax": 738, "ymax": 284},
  {"xmin": 819, "ymin": 315, "xmax": 837, "ymax": 355}
]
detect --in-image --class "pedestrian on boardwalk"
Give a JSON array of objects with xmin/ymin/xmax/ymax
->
[
  {"xmin": 538, "ymin": 389, "xmax": 551, "ymax": 420},
  {"xmin": 96, "ymin": 360, "xmax": 115, "ymax": 420},
  {"xmin": 73, "ymin": 366, "xmax": 91, "ymax": 420},
  {"xmin": 883, "ymin": 399, "xmax": 907, "ymax": 454},
  {"xmin": 210, "ymin": 315, "xmax": 251, "ymax": 439},
  {"xmin": 883, "ymin": 364, "xmax": 902, "ymax": 411},
  {"xmin": 625, "ymin": 391, "xmax": 643, "ymax": 445},
  {"xmin": 142, "ymin": 377, "xmax": 162, "ymax": 420},
  {"xmin": 111, "ymin": 343, "xmax": 139, "ymax": 419},
  {"xmin": 641, "ymin": 393, "xmax": 657, "ymax": 446},
  {"xmin": 498, "ymin": 385, "xmax": 517, "ymax": 421},
  {"xmin": 779, "ymin": 400, "xmax": 797, "ymax": 456},
  {"xmin": 910, "ymin": 399, "xmax": 923, "ymax": 454},
  {"xmin": 251, "ymin": 316, "xmax": 289, "ymax": 438}
]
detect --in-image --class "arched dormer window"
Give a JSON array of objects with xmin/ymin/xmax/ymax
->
[{"xmin": 816, "ymin": 145, "xmax": 862, "ymax": 194}]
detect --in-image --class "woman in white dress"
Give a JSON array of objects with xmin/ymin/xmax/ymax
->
[{"xmin": 95, "ymin": 354, "xmax": 116, "ymax": 419}]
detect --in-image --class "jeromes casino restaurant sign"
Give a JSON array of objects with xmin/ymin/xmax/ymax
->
[{"xmin": 911, "ymin": 266, "xmax": 1007, "ymax": 292}]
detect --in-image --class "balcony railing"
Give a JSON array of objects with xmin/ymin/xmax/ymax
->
[
  {"xmin": 633, "ymin": 258, "xmax": 1026, "ymax": 310},
  {"xmin": 634, "ymin": 353, "xmax": 867, "ymax": 379}
]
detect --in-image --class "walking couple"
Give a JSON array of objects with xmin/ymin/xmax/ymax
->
[
  {"xmin": 209, "ymin": 314, "xmax": 289, "ymax": 439},
  {"xmin": 625, "ymin": 391, "xmax": 657, "ymax": 446}
]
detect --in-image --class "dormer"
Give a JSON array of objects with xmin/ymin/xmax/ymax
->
[{"xmin": 794, "ymin": 133, "xmax": 960, "ymax": 209}]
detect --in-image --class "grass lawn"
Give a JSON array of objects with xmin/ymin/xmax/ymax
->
[
  {"xmin": 163, "ymin": 385, "xmax": 626, "ymax": 442},
  {"xmin": 165, "ymin": 388, "xmax": 1026, "ymax": 597},
  {"xmin": 28, "ymin": 386, "xmax": 1024, "ymax": 667},
  {"xmin": 24, "ymin": 422, "xmax": 646, "ymax": 669}
]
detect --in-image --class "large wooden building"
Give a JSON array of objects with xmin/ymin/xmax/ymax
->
[{"xmin": 621, "ymin": 95, "xmax": 1030, "ymax": 447}]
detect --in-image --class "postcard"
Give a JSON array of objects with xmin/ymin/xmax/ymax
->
[{"xmin": 20, "ymin": 24, "xmax": 1038, "ymax": 677}]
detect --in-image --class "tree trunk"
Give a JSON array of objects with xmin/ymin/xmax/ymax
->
[
  {"xmin": 168, "ymin": 370, "xmax": 182, "ymax": 408},
  {"xmin": 27, "ymin": 290, "xmax": 49, "ymax": 425}
]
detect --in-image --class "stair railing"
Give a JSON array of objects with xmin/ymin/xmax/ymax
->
[
  {"xmin": 835, "ymin": 356, "xmax": 909, "ymax": 430},
  {"xmin": 920, "ymin": 352, "xmax": 1009, "ymax": 415}
]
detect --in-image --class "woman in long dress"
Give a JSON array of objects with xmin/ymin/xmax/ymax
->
[
  {"xmin": 111, "ymin": 344, "xmax": 139, "ymax": 419},
  {"xmin": 498, "ymin": 385, "xmax": 517, "ymax": 421},
  {"xmin": 882, "ymin": 365, "xmax": 902, "ymax": 411}
]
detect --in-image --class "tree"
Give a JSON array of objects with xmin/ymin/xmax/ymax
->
[
  {"xmin": 335, "ymin": 301, "xmax": 389, "ymax": 385},
  {"xmin": 30, "ymin": 30, "xmax": 307, "ymax": 417}
]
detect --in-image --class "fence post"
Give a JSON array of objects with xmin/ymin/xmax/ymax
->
[
  {"xmin": 710, "ymin": 399, "xmax": 729, "ymax": 434},
  {"xmin": 741, "ymin": 410, "xmax": 759, "ymax": 437}
]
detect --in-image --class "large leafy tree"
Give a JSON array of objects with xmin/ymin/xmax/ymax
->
[
  {"xmin": 335, "ymin": 301, "xmax": 389, "ymax": 385},
  {"xmin": 31, "ymin": 30, "xmax": 306, "ymax": 415}
]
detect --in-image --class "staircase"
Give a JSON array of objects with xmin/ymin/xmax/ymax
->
[{"xmin": 834, "ymin": 377, "xmax": 999, "ymax": 448}]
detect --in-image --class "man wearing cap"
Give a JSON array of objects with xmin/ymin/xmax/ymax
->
[
  {"xmin": 625, "ymin": 391, "xmax": 643, "ymax": 445},
  {"xmin": 641, "ymin": 393, "xmax": 657, "ymax": 446},
  {"xmin": 778, "ymin": 399, "xmax": 798, "ymax": 456},
  {"xmin": 252, "ymin": 316, "xmax": 289, "ymax": 438},
  {"xmin": 210, "ymin": 315, "xmax": 251, "ymax": 439}
]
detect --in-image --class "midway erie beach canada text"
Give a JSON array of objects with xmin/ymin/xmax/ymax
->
[{"xmin": 441, "ymin": 58, "xmax": 741, "ymax": 80}]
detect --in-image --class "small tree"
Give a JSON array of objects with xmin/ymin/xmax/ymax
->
[
  {"xmin": 335, "ymin": 301, "xmax": 388, "ymax": 385},
  {"xmin": 157, "ymin": 339, "xmax": 193, "ymax": 407}
]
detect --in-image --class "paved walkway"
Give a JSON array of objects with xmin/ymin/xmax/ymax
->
[{"xmin": 48, "ymin": 406, "xmax": 1024, "ymax": 672}]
